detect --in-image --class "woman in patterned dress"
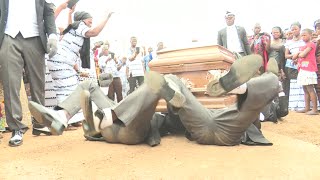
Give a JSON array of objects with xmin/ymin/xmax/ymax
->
[{"xmin": 47, "ymin": 11, "xmax": 113, "ymax": 103}]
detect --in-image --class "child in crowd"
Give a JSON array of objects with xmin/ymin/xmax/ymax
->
[{"xmin": 293, "ymin": 29, "xmax": 319, "ymax": 115}]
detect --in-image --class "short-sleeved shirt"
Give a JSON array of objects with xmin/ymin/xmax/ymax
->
[
  {"xmin": 99, "ymin": 55, "xmax": 120, "ymax": 77},
  {"xmin": 285, "ymin": 39, "xmax": 305, "ymax": 69},
  {"xmin": 127, "ymin": 47, "xmax": 144, "ymax": 77},
  {"xmin": 143, "ymin": 53, "xmax": 153, "ymax": 72},
  {"xmin": 298, "ymin": 42, "xmax": 318, "ymax": 72}
]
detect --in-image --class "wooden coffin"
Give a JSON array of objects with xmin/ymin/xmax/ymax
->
[{"xmin": 149, "ymin": 44, "xmax": 237, "ymax": 112}]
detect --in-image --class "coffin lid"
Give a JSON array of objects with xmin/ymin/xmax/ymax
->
[{"xmin": 149, "ymin": 44, "xmax": 235, "ymax": 68}]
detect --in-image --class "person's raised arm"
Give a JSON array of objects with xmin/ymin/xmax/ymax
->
[
  {"xmin": 67, "ymin": 5, "xmax": 76, "ymax": 25},
  {"xmin": 54, "ymin": 1, "xmax": 69, "ymax": 20},
  {"xmin": 85, "ymin": 12, "xmax": 114, "ymax": 38}
]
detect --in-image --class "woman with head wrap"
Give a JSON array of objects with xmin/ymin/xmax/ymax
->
[{"xmin": 47, "ymin": 11, "xmax": 113, "ymax": 103}]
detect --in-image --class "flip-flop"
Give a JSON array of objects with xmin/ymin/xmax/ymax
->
[
  {"xmin": 295, "ymin": 109, "xmax": 309, "ymax": 113},
  {"xmin": 306, "ymin": 111, "xmax": 319, "ymax": 115}
]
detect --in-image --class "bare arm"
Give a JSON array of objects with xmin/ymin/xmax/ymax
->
[
  {"xmin": 85, "ymin": 12, "xmax": 114, "ymax": 38},
  {"xmin": 128, "ymin": 52, "xmax": 138, "ymax": 61},
  {"xmin": 67, "ymin": 5, "xmax": 76, "ymax": 25},
  {"xmin": 54, "ymin": 1, "xmax": 68, "ymax": 20},
  {"xmin": 285, "ymin": 48, "xmax": 293, "ymax": 59},
  {"xmin": 298, "ymin": 47, "xmax": 312, "ymax": 58}
]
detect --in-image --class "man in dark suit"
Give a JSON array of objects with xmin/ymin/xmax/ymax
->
[
  {"xmin": 0, "ymin": 0, "xmax": 58, "ymax": 146},
  {"xmin": 28, "ymin": 55, "xmax": 276, "ymax": 147},
  {"xmin": 217, "ymin": 11, "xmax": 251, "ymax": 56}
]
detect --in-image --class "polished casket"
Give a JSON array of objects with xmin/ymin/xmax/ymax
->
[{"xmin": 149, "ymin": 44, "xmax": 237, "ymax": 112}]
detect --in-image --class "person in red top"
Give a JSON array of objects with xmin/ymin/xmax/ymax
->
[
  {"xmin": 292, "ymin": 28, "xmax": 318, "ymax": 115},
  {"xmin": 249, "ymin": 23, "xmax": 271, "ymax": 73}
]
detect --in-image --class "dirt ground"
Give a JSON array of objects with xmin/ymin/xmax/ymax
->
[{"xmin": 1, "ymin": 111, "xmax": 320, "ymax": 179}]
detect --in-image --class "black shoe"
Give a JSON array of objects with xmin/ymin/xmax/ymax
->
[
  {"xmin": 277, "ymin": 96, "xmax": 289, "ymax": 118},
  {"xmin": 83, "ymin": 133, "xmax": 104, "ymax": 141},
  {"xmin": 8, "ymin": 130, "xmax": 24, "ymax": 147},
  {"xmin": 32, "ymin": 127, "xmax": 52, "ymax": 136},
  {"xmin": 146, "ymin": 114, "xmax": 163, "ymax": 147},
  {"xmin": 32, "ymin": 117, "xmax": 46, "ymax": 128},
  {"xmin": 207, "ymin": 54, "xmax": 263, "ymax": 97}
]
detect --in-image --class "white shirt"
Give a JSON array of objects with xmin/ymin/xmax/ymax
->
[
  {"xmin": 5, "ymin": 0, "xmax": 39, "ymax": 38},
  {"xmin": 127, "ymin": 47, "xmax": 144, "ymax": 77},
  {"xmin": 99, "ymin": 56, "xmax": 120, "ymax": 77},
  {"xmin": 226, "ymin": 25, "xmax": 244, "ymax": 53},
  {"xmin": 284, "ymin": 39, "xmax": 305, "ymax": 69}
]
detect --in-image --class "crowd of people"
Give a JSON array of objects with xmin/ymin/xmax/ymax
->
[
  {"xmin": 0, "ymin": 1, "xmax": 319, "ymax": 148},
  {"xmin": 218, "ymin": 11, "xmax": 320, "ymax": 121}
]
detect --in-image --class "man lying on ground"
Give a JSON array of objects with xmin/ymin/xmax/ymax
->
[{"xmin": 29, "ymin": 55, "xmax": 278, "ymax": 146}]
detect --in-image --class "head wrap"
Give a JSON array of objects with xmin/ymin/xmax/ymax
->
[
  {"xmin": 62, "ymin": 11, "xmax": 92, "ymax": 69},
  {"xmin": 74, "ymin": 11, "xmax": 92, "ymax": 21}
]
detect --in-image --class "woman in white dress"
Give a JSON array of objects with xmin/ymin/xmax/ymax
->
[{"xmin": 47, "ymin": 11, "xmax": 113, "ymax": 103}]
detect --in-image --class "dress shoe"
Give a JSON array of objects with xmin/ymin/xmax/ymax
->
[
  {"xmin": 32, "ymin": 117, "xmax": 51, "ymax": 135},
  {"xmin": 145, "ymin": 71, "xmax": 185, "ymax": 108},
  {"xmin": 8, "ymin": 130, "xmax": 24, "ymax": 147},
  {"xmin": 146, "ymin": 113, "xmax": 163, "ymax": 147},
  {"xmin": 80, "ymin": 90, "xmax": 101, "ymax": 137},
  {"xmin": 83, "ymin": 130, "xmax": 104, "ymax": 141},
  {"xmin": 28, "ymin": 101, "xmax": 67, "ymax": 135},
  {"xmin": 206, "ymin": 54, "xmax": 263, "ymax": 97},
  {"xmin": 32, "ymin": 117, "xmax": 46, "ymax": 128},
  {"xmin": 277, "ymin": 96, "xmax": 288, "ymax": 118},
  {"xmin": 32, "ymin": 127, "xmax": 52, "ymax": 136}
]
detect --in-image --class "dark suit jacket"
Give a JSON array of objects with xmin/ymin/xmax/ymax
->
[
  {"xmin": 217, "ymin": 26, "xmax": 251, "ymax": 56},
  {"xmin": 0, "ymin": 0, "xmax": 56, "ymax": 53}
]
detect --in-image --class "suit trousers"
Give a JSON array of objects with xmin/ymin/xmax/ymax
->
[
  {"xmin": 0, "ymin": 34, "xmax": 45, "ymax": 130},
  {"xmin": 58, "ymin": 80, "xmax": 159, "ymax": 145},
  {"xmin": 164, "ymin": 73, "xmax": 278, "ymax": 146},
  {"xmin": 107, "ymin": 77, "xmax": 123, "ymax": 102}
]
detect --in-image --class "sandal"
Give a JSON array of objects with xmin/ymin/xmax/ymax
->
[
  {"xmin": 306, "ymin": 111, "xmax": 319, "ymax": 115},
  {"xmin": 295, "ymin": 109, "xmax": 310, "ymax": 113}
]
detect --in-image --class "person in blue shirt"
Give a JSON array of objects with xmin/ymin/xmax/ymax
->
[{"xmin": 143, "ymin": 47, "xmax": 153, "ymax": 72}]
